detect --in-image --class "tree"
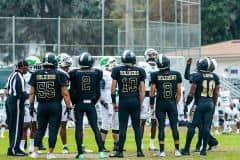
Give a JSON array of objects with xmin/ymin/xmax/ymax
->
[{"xmin": 202, "ymin": 0, "xmax": 240, "ymax": 45}]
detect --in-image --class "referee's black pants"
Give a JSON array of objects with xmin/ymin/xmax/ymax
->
[
  {"xmin": 34, "ymin": 101, "xmax": 61, "ymax": 149},
  {"xmin": 118, "ymin": 96, "xmax": 142, "ymax": 152},
  {"xmin": 7, "ymin": 96, "xmax": 25, "ymax": 154},
  {"xmin": 74, "ymin": 102, "xmax": 104, "ymax": 154}
]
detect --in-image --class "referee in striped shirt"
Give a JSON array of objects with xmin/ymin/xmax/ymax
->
[{"xmin": 6, "ymin": 60, "xmax": 29, "ymax": 156}]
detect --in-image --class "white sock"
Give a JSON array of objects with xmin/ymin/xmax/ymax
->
[
  {"xmin": 150, "ymin": 139, "xmax": 155, "ymax": 148},
  {"xmin": 0, "ymin": 127, "xmax": 5, "ymax": 137},
  {"xmin": 20, "ymin": 140, "xmax": 26, "ymax": 151},
  {"xmin": 29, "ymin": 139, "xmax": 34, "ymax": 149}
]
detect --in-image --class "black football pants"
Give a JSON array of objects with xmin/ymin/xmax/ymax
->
[
  {"xmin": 155, "ymin": 100, "xmax": 179, "ymax": 144},
  {"xmin": 195, "ymin": 105, "xmax": 217, "ymax": 149},
  {"xmin": 118, "ymin": 97, "xmax": 142, "ymax": 152},
  {"xmin": 34, "ymin": 102, "xmax": 61, "ymax": 148},
  {"xmin": 74, "ymin": 103, "xmax": 103, "ymax": 154},
  {"xmin": 184, "ymin": 100, "xmax": 214, "ymax": 151}
]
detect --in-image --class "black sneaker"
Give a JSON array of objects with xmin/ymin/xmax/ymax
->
[
  {"xmin": 39, "ymin": 145, "xmax": 46, "ymax": 150},
  {"xmin": 180, "ymin": 149, "xmax": 190, "ymax": 155},
  {"xmin": 7, "ymin": 150, "xmax": 15, "ymax": 156},
  {"xmin": 194, "ymin": 147, "xmax": 201, "ymax": 152},
  {"xmin": 103, "ymin": 147, "xmax": 110, "ymax": 152},
  {"xmin": 200, "ymin": 150, "xmax": 207, "ymax": 156},
  {"xmin": 17, "ymin": 149, "xmax": 28, "ymax": 156},
  {"xmin": 109, "ymin": 151, "xmax": 123, "ymax": 158},
  {"xmin": 137, "ymin": 151, "xmax": 144, "ymax": 157}
]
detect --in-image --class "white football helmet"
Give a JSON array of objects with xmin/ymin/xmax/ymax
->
[
  {"xmin": 144, "ymin": 48, "xmax": 158, "ymax": 63},
  {"xmin": 57, "ymin": 53, "xmax": 72, "ymax": 67}
]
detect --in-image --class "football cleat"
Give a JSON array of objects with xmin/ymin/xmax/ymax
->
[
  {"xmin": 180, "ymin": 148, "xmax": 190, "ymax": 155},
  {"xmin": 175, "ymin": 150, "xmax": 181, "ymax": 156},
  {"xmin": 109, "ymin": 151, "xmax": 123, "ymax": 158},
  {"xmin": 46, "ymin": 153, "xmax": 56, "ymax": 159}
]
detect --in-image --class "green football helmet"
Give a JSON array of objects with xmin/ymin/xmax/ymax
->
[
  {"xmin": 99, "ymin": 57, "xmax": 116, "ymax": 70},
  {"xmin": 25, "ymin": 56, "xmax": 41, "ymax": 72}
]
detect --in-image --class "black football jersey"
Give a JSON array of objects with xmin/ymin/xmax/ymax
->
[
  {"xmin": 69, "ymin": 68, "xmax": 103, "ymax": 103},
  {"xmin": 151, "ymin": 70, "xmax": 182, "ymax": 101},
  {"xmin": 190, "ymin": 72, "xmax": 220, "ymax": 103},
  {"xmin": 111, "ymin": 65, "xmax": 146, "ymax": 97},
  {"xmin": 29, "ymin": 69, "xmax": 68, "ymax": 103}
]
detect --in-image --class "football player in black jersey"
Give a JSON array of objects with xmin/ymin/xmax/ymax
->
[
  {"xmin": 109, "ymin": 50, "xmax": 146, "ymax": 158},
  {"xmin": 28, "ymin": 53, "xmax": 72, "ymax": 159},
  {"xmin": 181, "ymin": 57, "xmax": 220, "ymax": 156},
  {"xmin": 150, "ymin": 54, "xmax": 182, "ymax": 157},
  {"xmin": 184, "ymin": 57, "xmax": 219, "ymax": 151},
  {"xmin": 69, "ymin": 52, "xmax": 105, "ymax": 160}
]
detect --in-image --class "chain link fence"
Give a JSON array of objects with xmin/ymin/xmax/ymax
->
[{"xmin": 0, "ymin": 0, "xmax": 201, "ymax": 88}]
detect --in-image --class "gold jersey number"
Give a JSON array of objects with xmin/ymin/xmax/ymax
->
[
  {"xmin": 163, "ymin": 83, "xmax": 172, "ymax": 98},
  {"xmin": 82, "ymin": 76, "xmax": 91, "ymax": 91},
  {"xmin": 122, "ymin": 77, "xmax": 138, "ymax": 93},
  {"xmin": 37, "ymin": 81, "xmax": 55, "ymax": 98},
  {"xmin": 201, "ymin": 80, "xmax": 215, "ymax": 97}
]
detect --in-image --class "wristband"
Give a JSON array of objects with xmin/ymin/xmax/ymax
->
[{"xmin": 111, "ymin": 93, "xmax": 116, "ymax": 104}]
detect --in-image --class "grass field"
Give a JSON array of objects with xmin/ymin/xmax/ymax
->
[{"xmin": 0, "ymin": 127, "xmax": 239, "ymax": 160}]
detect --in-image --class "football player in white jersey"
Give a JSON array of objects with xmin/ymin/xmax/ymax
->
[
  {"xmin": 57, "ymin": 53, "xmax": 73, "ymax": 154},
  {"xmin": 139, "ymin": 48, "xmax": 159, "ymax": 151},
  {"xmin": 223, "ymin": 103, "xmax": 240, "ymax": 134},
  {"xmin": 20, "ymin": 56, "xmax": 42, "ymax": 152},
  {"xmin": 99, "ymin": 57, "xmax": 119, "ymax": 152},
  {"xmin": 0, "ymin": 89, "xmax": 7, "ymax": 138}
]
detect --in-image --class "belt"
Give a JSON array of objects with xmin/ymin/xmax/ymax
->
[
  {"xmin": 145, "ymin": 91, "xmax": 150, "ymax": 97},
  {"xmin": 82, "ymin": 99, "xmax": 92, "ymax": 104}
]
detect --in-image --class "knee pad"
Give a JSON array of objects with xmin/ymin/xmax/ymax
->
[
  {"xmin": 112, "ymin": 129, "xmax": 119, "ymax": 134},
  {"xmin": 100, "ymin": 129, "xmax": 108, "ymax": 134}
]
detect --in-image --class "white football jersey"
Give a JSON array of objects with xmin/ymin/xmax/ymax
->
[
  {"xmin": 0, "ymin": 97, "xmax": 5, "ymax": 113},
  {"xmin": 225, "ymin": 107, "xmax": 239, "ymax": 121},
  {"xmin": 101, "ymin": 70, "xmax": 112, "ymax": 103},
  {"xmin": 138, "ymin": 61, "xmax": 158, "ymax": 91},
  {"xmin": 23, "ymin": 71, "xmax": 31, "ymax": 94}
]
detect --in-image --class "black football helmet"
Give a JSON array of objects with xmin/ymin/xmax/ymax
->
[
  {"xmin": 197, "ymin": 57, "xmax": 211, "ymax": 72},
  {"xmin": 121, "ymin": 50, "xmax": 136, "ymax": 64},
  {"xmin": 156, "ymin": 54, "xmax": 170, "ymax": 70},
  {"xmin": 78, "ymin": 52, "xmax": 94, "ymax": 68},
  {"xmin": 43, "ymin": 52, "xmax": 57, "ymax": 67}
]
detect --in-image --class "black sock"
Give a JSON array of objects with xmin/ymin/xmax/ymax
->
[
  {"xmin": 160, "ymin": 144, "xmax": 164, "ymax": 152},
  {"xmin": 175, "ymin": 143, "xmax": 179, "ymax": 150}
]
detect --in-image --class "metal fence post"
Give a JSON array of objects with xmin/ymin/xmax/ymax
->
[
  {"xmin": 58, "ymin": 16, "xmax": 61, "ymax": 55},
  {"xmin": 146, "ymin": 0, "xmax": 149, "ymax": 49},
  {"xmin": 101, "ymin": 0, "xmax": 105, "ymax": 56},
  {"xmin": 12, "ymin": 16, "xmax": 15, "ymax": 67}
]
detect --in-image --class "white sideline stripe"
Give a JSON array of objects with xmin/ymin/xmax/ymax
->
[{"xmin": 12, "ymin": 99, "xmax": 20, "ymax": 154}]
